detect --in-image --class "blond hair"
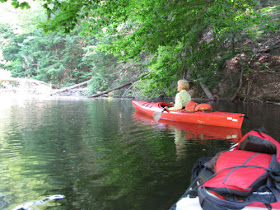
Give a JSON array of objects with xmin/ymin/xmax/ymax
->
[{"xmin": 178, "ymin": 80, "xmax": 189, "ymax": 90}]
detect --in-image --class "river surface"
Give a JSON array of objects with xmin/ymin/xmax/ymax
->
[{"xmin": 0, "ymin": 97, "xmax": 279, "ymax": 210}]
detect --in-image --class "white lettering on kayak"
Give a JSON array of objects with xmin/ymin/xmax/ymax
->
[{"xmin": 227, "ymin": 117, "xmax": 238, "ymax": 122}]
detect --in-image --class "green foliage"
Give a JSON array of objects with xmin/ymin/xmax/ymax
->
[
  {"xmin": 135, "ymin": 44, "xmax": 184, "ymax": 98},
  {"xmin": 0, "ymin": 0, "xmax": 30, "ymax": 9},
  {"xmin": 1, "ymin": 0, "xmax": 279, "ymax": 98},
  {"xmin": 82, "ymin": 35, "xmax": 126, "ymax": 94},
  {"xmin": 1, "ymin": 25, "xmax": 93, "ymax": 86},
  {"xmin": 37, "ymin": 0, "xmax": 274, "ymax": 97}
]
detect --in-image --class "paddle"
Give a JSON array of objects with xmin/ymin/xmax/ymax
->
[{"xmin": 153, "ymin": 107, "xmax": 168, "ymax": 122}]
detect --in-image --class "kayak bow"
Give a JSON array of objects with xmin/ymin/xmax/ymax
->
[{"xmin": 132, "ymin": 100, "xmax": 244, "ymax": 128}]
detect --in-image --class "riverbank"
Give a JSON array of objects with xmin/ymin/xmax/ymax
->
[{"xmin": 1, "ymin": 71, "xmax": 280, "ymax": 105}]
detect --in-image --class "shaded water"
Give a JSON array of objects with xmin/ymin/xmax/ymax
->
[{"xmin": 0, "ymin": 98, "xmax": 279, "ymax": 209}]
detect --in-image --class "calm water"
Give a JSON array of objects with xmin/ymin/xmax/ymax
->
[{"xmin": 0, "ymin": 98, "xmax": 279, "ymax": 210}]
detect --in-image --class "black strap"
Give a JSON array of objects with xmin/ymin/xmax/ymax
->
[{"xmin": 254, "ymin": 126, "xmax": 267, "ymax": 134}]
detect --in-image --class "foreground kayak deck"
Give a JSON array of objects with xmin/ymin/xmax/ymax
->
[
  {"xmin": 172, "ymin": 129, "xmax": 280, "ymax": 210},
  {"xmin": 172, "ymin": 190, "xmax": 264, "ymax": 210},
  {"xmin": 132, "ymin": 100, "xmax": 244, "ymax": 128}
]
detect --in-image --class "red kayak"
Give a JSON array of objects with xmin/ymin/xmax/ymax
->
[{"xmin": 132, "ymin": 100, "xmax": 245, "ymax": 128}]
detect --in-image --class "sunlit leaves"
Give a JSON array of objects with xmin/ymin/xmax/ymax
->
[
  {"xmin": 3, "ymin": 0, "xmax": 31, "ymax": 9},
  {"xmin": 135, "ymin": 44, "xmax": 185, "ymax": 98}
]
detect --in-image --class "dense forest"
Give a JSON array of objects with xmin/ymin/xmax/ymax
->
[{"xmin": 0, "ymin": 0, "xmax": 279, "ymax": 102}]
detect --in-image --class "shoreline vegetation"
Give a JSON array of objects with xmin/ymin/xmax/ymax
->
[{"xmin": 1, "ymin": 76, "xmax": 280, "ymax": 105}]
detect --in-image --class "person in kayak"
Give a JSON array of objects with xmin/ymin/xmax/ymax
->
[{"xmin": 165, "ymin": 80, "xmax": 191, "ymax": 111}]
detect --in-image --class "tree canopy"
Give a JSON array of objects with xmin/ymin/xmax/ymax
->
[{"xmin": 1, "ymin": 0, "xmax": 279, "ymax": 98}]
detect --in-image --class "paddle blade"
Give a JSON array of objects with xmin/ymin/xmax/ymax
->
[{"xmin": 153, "ymin": 111, "xmax": 162, "ymax": 122}]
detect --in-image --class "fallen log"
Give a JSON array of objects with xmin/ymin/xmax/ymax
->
[
  {"xmin": 100, "ymin": 94, "xmax": 135, "ymax": 99},
  {"xmin": 200, "ymin": 82, "xmax": 215, "ymax": 101},
  {"xmin": 89, "ymin": 81, "xmax": 137, "ymax": 98},
  {"xmin": 51, "ymin": 80, "xmax": 90, "ymax": 95}
]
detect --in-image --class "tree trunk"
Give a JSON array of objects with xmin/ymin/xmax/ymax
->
[
  {"xmin": 51, "ymin": 80, "xmax": 90, "ymax": 95},
  {"xmin": 89, "ymin": 81, "xmax": 137, "ymax": 98},
  {"xmin": 230, "ymin": 67, "xmax": 244, "ymax": 102},
  {"xmin": 199, "ymin": 82, "xmax": 215, "ymax": 100},
  {"xmin": 231, "ymin": 32, "xmax": 236, "ymax": 54}
]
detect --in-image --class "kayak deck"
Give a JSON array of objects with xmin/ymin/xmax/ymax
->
[
  {"xmin": 132, "ymin": 100, "xmax": 244, "ymax": 128},
  {"xmin": 172, "ymin": 190, "xmax": 264, "ymax": 210}
]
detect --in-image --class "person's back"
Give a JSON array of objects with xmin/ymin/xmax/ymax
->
[{"xmin": 167, "ymin": 80, "xmax": 191, "ymax": 111}]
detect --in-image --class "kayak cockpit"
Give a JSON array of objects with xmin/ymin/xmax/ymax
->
[{"xmin": 158, "ymin": 102, "xmax": 171, "ymax": 108}]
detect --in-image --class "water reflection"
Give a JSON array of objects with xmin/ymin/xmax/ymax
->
[
  {"xmin": 133, "ymin": 111, "xmax": 242, "ymax": 160},
  {"xmin": 0, "ymin": 98, "xmax": 279, "ymax": 210},
  {"xmin": 0, "ymin": 99, "xmax": 190, "ymax": 209}
]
